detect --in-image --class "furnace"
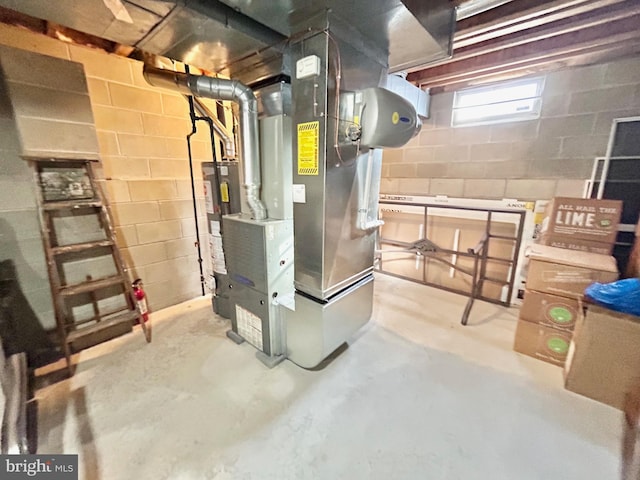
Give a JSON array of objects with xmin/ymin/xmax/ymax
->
[{"xmin": 143, "ymin": 3, "xmax": 447, "ymax": 367}]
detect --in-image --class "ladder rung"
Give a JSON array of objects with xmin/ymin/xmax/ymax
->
[
  {"xmin": 59, "ymin": 275, "xmax": 126, "ymax": 296},
  {"xmin": 52, "ymin": 240, "xmax": 113, "ymax": 255},
  {"xmin": 27, "ymin": 157, "xmax": 98, "ymax": 163},
  {"xmin": 66, "ymin": 309, "xmax": 137, "ymax": 344},
  {"xmin": 42, "ymin": 199, "xmax": 102, "ymax": 210}
]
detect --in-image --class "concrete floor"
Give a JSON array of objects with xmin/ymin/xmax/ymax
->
[{"xmin": 35, "ymin": 274, "xmax": 623, "ymax": 480}]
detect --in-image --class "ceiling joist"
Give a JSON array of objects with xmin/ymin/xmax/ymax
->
[{"xmin": 409, "ymin": 0, "xmax": 640, "ymax": 91}]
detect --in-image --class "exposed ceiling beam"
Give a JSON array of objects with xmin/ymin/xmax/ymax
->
[
  {"xmin": 454, "ymin": 0, "xmax": 628, "ymax": 48},
  {"xmin": 408, "ymin": 0, "xmax": 640, "ymax": 91},
  {"xmin": 409, "ymin": 14, "xmax": 640, "ymax": 90}
]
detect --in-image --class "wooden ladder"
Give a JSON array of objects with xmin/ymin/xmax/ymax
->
[{"xmin": 30, "ymin": 158, "xmax": 149, "ymax": 374}]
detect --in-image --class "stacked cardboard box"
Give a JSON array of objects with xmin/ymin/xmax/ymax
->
[
  {"xmin": 536, "ymin": 197, "xmax": 622, "ymax": 255},
  {"xmin": 513, "ymin": 245, "xmax": 619, "ymax": 366},
  {"xmin": 514, "ymin": 197, "xmax": 623, "ymax": 366},
  {"xmin": 565, "ymin": 305, "xmax": 640, "ymax": 410}
]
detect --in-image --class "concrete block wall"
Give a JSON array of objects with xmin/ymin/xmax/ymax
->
[
  {"xmin": 0, "ymin": 58, "xmax": 55, "ymax": 329},
  {"xmin": 382, "ymin": 55, "xmax": 640, "ymax": 200},
  {"xmin": 0, "ymin": 45, "xmax": 100, "ymax": 160},
  {"xmin": 0, "ymin": 23, "xmax": 218, "ymax": 320}
]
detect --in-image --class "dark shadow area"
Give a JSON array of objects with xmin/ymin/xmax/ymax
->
[
  {"xmin": 306, "ymin": 342, "xmax": 350, "ymax": 371},
  {"xmin": 72, "ymin": 387, "xmax": 101, "ymax": 480},
  {"xmin": 0, "ymin": 258, "xmax": 59, "ymax": 367},
  {"xmin": 0, "ymin": 216, "xmax": 60, "ymax": 367},
  {"xmin": 25, "ymin": 396, "xmax": 38, "ymax": 453},
  {"xmin": 33, "ymin": 364, "xmax": 74, "ymax": 389}
]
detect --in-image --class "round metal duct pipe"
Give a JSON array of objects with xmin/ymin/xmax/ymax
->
[{"xmin": 143, "ymin": 65, "xmax": 266, "ymax": 221}]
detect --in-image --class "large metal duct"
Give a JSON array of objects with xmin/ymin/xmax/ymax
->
[{"xmin": 143, "ymin": 65, "xmax": 266, "ymax": 220}]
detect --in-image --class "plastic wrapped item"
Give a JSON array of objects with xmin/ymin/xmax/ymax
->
[{"xmin": 585, "ymin": 278, "xmax": 640, "ymax": 316}]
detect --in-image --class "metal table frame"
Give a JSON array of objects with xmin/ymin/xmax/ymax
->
[{"xmin": 376, "ymin": 200, "xmax": 526, "ymax": 325}]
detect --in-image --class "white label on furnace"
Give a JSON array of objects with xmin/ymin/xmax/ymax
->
[
  {"xmin": 209, "ymin": 228, "xmax": 227, "ymax": 275},
  {"xmin": 210, "ymin": 220, "xmax": 221, "ymax": 236},
  {"xmin": 236, "ymin": 305, "xmax": 263, "ymax": 350},
  {"xmin": 219, "ymin": 165, "xmax": 229, "ymax": 176},
  {"xmin": 292, "ymin": 184, "xmax": 306, "ymax": 203},
  {"xmin": 203, "ymin": 180, "xmax": 214, "ymax": 214}
]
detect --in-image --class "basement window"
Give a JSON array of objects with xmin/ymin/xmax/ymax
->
[{"xmin": 451, "ymin": 77, "xmax": 544, "ymax": 127}]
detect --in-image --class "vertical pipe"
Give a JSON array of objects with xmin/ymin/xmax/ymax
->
[{"xmin": 186, "ymin": 95, "xmax": 206, "ymax": 297}]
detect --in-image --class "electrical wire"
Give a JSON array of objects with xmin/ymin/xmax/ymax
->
[
  {"xmin": 300, "ymin": 28, "xmax": 348, "ymax": 163},
  {"xmin": 322, "ymin": 30, "xmax": 346, "ymax": 165}
]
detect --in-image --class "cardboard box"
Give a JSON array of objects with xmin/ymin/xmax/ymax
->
[
  {"xmin": 513, "ymin": 319, "xmax": 572, "ymax": 367},
  {"xmin": 525, "ymin": 245, "xmax": 618, "ymax": 298},
  {"xmin": 540, "ymin": 197, "xmax": 622, "ymax": 244},
  {"xmin": 536, "ymin": 233, "xmax": 613, "ymax": 255},
  {"xmin": 564, "ymin": 305, "xmax": 640, "ymax": 410},
  {"xmin": 519, "ymin": 290, "xmax": 579, "ymax": 331}
]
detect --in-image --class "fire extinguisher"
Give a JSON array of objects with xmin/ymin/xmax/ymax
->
[{"xmin": 132, "ymin": 278, "xmax": 149, "ymax": 323}]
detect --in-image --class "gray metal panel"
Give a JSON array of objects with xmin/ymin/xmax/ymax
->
[
  {"xmin": 216, "ymin": 0, "xmax": 293, "ymax": 35},
  {"xmin": 223, "ymin": 215, "xmax": 294, "ymax": 356},
  {"xmin": 388, "ymin": 5, "xmax": 454, "ymax": 72},
  {"xmin": 217, "ymin": 0, "xmax": 454, "ymax": 68},
  {"xmin": 212, "ymin": 273, "xmax": 233, "ymax": 319},
  {"xmin": 290, "ymin": 18, "xmax": 385, "ymax": 300},
  {"xmin": 202, "ymin": 161, "xmax": 242, "ymax": 222},
  {"xmin": 0, "ymin": 47, "xmax": 101, "ymax": 159},
  {"xmin": 137, "ymin": 2, "xmax": 287, "ymax": 84},
  {"xmin": 138, "ymin": 5, "xmax": 265, "ymax": 72},
  {"xmin": 223, "ymin": 216, "xmax": 268, "ymax": 292},
  {"xmin": 0, "ymin": 0, "xmax": 452, "ymax": 85},
  {"xmin": 0, "ymin": 0, "xmax": 169, "ymax": 46},
  {"xmin": 260, "ymin": 114, "xmax": 293, "ymax": 221},
  {"xmin": 202, "ymin": 161, "xmax": 241, "ymax": 318},
  {"xmin": 256, "ymin": 83, "xmax": 291, "ymax": 118},
  {"xmin": 222, "ymin": 215, "xmax": 294, "ymax": 295},
  {"xmin": 400, "ymin": 0, "xmax": 456, "ymax": 59},
  {"xmin": 228, "ymin": 283, "xmax": 271, "ymax": 353},
  {"xmin": 228, "ymin": 273, "xmax": 291, "ymax": 356},
  {"xmin": 284, "ymin": 274, "xmax": 374, "ymax": 368}
]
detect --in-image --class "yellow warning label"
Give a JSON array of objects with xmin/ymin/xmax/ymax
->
[
  {"xmin": 297, "ymin": 121, "xmax": 319, "ymax": 176},
  {"xmin": 220, "ymin": 182, "xmax": 229, "ymax": 203}
]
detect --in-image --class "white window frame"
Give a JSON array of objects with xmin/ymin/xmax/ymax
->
[{"xmin": 451, "ymin": 77, "xmax": 545, "ymax": 128}]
